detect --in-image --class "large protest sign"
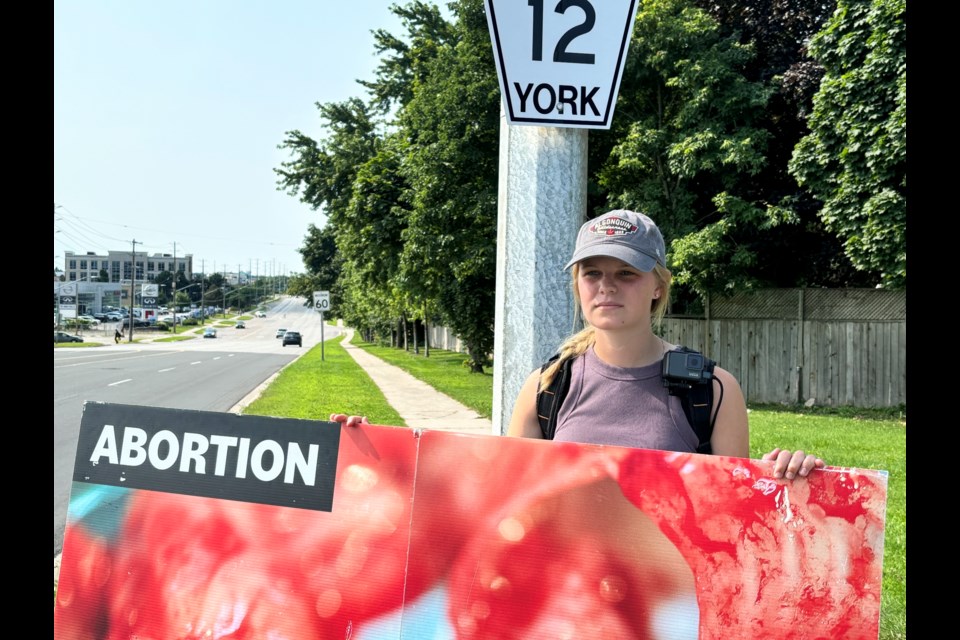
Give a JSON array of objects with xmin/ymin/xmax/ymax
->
[{"xmin": 55, "ymin": 403, "xmax": 886, "ymax": 639}]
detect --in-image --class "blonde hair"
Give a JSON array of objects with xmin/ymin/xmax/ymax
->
[{"xmin": 538, "ymin": 262, "xmax": 673, "ymax": 392}]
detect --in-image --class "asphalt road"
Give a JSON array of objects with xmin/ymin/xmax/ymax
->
[{"xmin": 53, "ymin": 297, "xmax": 340, "ymax": 557}]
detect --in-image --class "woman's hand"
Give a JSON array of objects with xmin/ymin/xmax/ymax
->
[
  {"xmin": 762, "ymin": 448, "xmax": 825, "ymax": 480},
  {"xmin": 329, "ymin": 414, "xmax": 370, "ymax": 428}
]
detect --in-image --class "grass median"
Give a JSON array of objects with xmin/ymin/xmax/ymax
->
[
  {"xmin": 243, "ymin": 334, "xmax": 404, "ymax": 426},
  {"xmin": 243, "ymin": 334, "xmax": 906, "ymax": 640}
]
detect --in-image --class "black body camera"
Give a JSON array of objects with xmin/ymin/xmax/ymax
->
[{"xmin": 661, "ymin": 347, "xmax": 714, "ymax": 394}]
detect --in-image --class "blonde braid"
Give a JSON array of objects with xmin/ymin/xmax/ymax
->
[{"xmin": 538, "ymin": 327, "xmax": 595, "ymax": 392}]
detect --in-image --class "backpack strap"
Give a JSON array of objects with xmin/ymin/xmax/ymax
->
[
  {"xmin": 680, "ymin": 373, "xmax": 715, "ymax": 454},
  {"xmin": 536, "ymin": 354, "xmax": 572, "ymax": 440},
  {"xmin": 537, "ymin": 348, "xmax": 716, "ymax": 452}
]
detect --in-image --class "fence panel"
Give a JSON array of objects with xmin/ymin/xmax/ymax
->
[{"xmin": 431, "ymin": 289, "xmax": 904, "ymax": 407}]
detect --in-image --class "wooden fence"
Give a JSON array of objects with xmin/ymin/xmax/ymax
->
[
  {"xmin": 661, "ymin": 288, "xmax": 906, "ymax": 408},
  {"xmin": 429, "ymin": 288, "xmax": 905, "ymax": 408}
]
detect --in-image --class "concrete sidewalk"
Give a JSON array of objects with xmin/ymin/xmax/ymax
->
[{"xmin": 340, "ymin": 329, "xmax": 496, "ymax": 437}]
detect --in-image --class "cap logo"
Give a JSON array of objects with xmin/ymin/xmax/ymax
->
[{"xmin": 588, "ymin": 216, "xmax": 638, "ymax": 237}]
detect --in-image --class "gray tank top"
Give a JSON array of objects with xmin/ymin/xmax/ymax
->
[{"xmin": 553, "ymin": 346, "xmax": 699, "ymax": 452}]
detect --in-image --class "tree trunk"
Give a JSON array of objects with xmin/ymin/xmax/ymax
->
[{"xmin": 424, "ymin": 312, "xmax": 430, "ymax": 358}]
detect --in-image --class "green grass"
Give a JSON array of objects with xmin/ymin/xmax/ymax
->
[
  {"xmin": 351, "ymin": 339, "xmax": 494, "ymax": 418},
  {"xmin": 152, "ymin": 334, "xmax": 196, "ymax": 342},
  {"xmin": 243, "ymin": 335, "xmax": 405, "ymax": 426},
  {"xmin": 748, "ymin": 407, "xmax": 906, "ymax": 640},
  {"xmin": 53, "ymin": 341, "xmax": 103, "ymax": 348}
]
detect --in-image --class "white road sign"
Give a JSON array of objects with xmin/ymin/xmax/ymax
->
[
  {"xmin": 313, "ymin": 290, "xmax": 331, "ymax": 312},
  {"xmin": 485, "ymin": 0, "xmax": 639, "ymax": 129},
  {"xmin": 141, "ymin": 284, "xmax": 159, "ymax": 297}
]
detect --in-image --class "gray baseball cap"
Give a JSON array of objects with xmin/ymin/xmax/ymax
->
[{"xmin": 565, "ymin": 210, "xmax": 666, "ymax": 272}]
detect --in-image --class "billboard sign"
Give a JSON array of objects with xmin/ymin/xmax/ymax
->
[{"xmin": 55, "ymin": 404, "xmax": 887, "ymax": 639}]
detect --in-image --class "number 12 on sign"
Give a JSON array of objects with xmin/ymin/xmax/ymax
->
[{"xmin": 485, "ymin": 0, "xmax": 639, "ymax": 129}]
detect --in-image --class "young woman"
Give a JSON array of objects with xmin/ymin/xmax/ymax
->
[
  {"xmin": 334, "ymin": 209, "xmax": 821, "ymax": 479},
  {"xmin": 506, "ymin": 209, "xmax": 822, "ymax": 480}
]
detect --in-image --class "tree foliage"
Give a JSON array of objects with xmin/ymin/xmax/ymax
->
[
  {"xmin": 359, "ymin": 1, "xmax": 457, "ymax": 114},
  {"xmin": 398, "ymin": 0, "xmax": 499, "ymax": 371},
  {"xmin": 289, "ymin": 223, "xmax": 343, "ymax": 310},
  {"xmin": 789, "ymin": 0, "xmax": 906, "ymax": 287},
  {"xmin": 275, "ymin": 0, "xmax": 906, "ymax": 370},
  {"xmin": 598, "ymin": 0, "xmax": 774, "ymax": 297}
]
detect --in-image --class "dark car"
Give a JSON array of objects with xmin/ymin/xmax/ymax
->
[
  {"xmin": 282, "ymin": 331, "xmax": 302, "ymax": 347},
  {"xmin": 235, "ymin": 321, "xmax": 246, "ymax": 329},
  {"xmin": 54, "ymin": 331, "xmax": 83, "ymax": 343},
  {"xmin": 203, "ymin": 327, "xmax": 217, "ymax": 339}
]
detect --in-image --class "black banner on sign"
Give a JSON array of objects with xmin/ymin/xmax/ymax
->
[
  {"xmin": 74, "ymin": 402, "xmax": 341, "ymax": 511},
  {"xmin": 142, "ymin": 297, "xmax": 158, "ymax": 307}
]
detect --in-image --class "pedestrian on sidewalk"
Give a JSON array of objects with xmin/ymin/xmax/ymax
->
[{"xmin": 114, "ymin": 328, "xmax": 123, "ymax": 344}]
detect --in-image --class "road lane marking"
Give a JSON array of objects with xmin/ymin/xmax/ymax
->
[
  {"xmin": 158, "ymin": 368, "xmax": 175, "ymax": 372},
  {"xmin": 108, "ymin": 379, "xmax": 132, "ymax": 386}
]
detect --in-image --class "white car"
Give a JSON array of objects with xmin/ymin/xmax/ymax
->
[
  {"xmin": 255, "ymin": 311, "xmax": 267, "ymax": 318},
  {"xmin": 77, "ymin": 315, "xmax": 100, "ymax": 326}
]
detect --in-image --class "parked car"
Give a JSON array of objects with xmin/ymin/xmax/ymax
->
[
  {"xmin": 54, "ymin": 331, "xmax": 83, "ymax": 343},
  {"xmin": 282, "ymin": 331, "xmax": 302, "ymax": 347},
  {"xmin": 276, "ymin": 328, "xmax": 287, "ymax": 338},
  {"xmin": 203, "ymin": 327, "xmax": 217, "ymax": 339},
  {"xmin": 235, "ymin": 321, "xmax": 246, "ymax": 329}
]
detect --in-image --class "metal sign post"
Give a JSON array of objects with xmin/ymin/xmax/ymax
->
[
  {"xmin": 484, "ymin": 0, "xmax": 640, "ymax": 434},
  {"xmin": 313, "ymin": 291, "xmax": 331, "ymax": 361}
]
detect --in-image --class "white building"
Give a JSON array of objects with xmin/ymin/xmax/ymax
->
[{"xmin": 63, "ymin": 250, "xmax": 194, "ymax": 283}]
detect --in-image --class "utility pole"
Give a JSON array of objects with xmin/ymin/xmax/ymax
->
[
  {"xmin": 172, "ymin": 242, "xmax": 178, "ymax": 335},
  {"xmin": 128, "ymin": 239, "xmax": 140, "ymax": 343},
  {"xmin": 200, "ymin": 259, "xmax": 206, "ymax": 325}
]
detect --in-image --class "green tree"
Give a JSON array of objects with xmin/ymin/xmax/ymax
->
[
  {"xmin": 276, "ymin": 99, "xmax": 383, "ymax": 322},
  {"xmin": 293, "ymin": 223, "xmax": 343, "ymax": 312},
  {"xmin": 154, "ymin": 270, "xmax": 175, "ymax": 303},
  {"xmin": 276, "ymin": 98, "xmax": 382, "ymax": 225},
  {"xmin": 789, "ymin": 0, "xmax": 906, "ymax": 288},
  {"xmin": 598, "ymin": 0, "xmax": 774, "ymax": 298},
  {"xmin": 398, "ymin": 0, "xmax": 499, "ymax": 372},
  {"xmin": 339, "ymin": 135, "xmax": 412, "ymax": 335},
  {"xmin": 686, "ymin": 0, "xmax": 870, "ymax": 289},
  {"xmin": 275, "ymin": 1, "xmax": 457, "ymax": 346},
  {"xmin": 359, "ymin": 1, "xmax": 456, "ymax": 113}
]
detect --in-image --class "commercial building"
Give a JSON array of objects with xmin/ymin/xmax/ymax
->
[{"xmin": 63, "ymin": 250, "xmax": 194, "ymax": 283}]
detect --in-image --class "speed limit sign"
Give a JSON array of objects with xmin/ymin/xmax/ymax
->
[
  {"xmin": 485, "ymin": 0, "xmax": 639, "ymax": 129},
  {"xmin": 313, "ymin": 291, "xmax": 331, "ymax": 312}
]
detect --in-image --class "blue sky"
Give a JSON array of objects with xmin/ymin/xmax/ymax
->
[{"xmin": 54, "ymin": 1, "xmax": 414, "ymax": 278}]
